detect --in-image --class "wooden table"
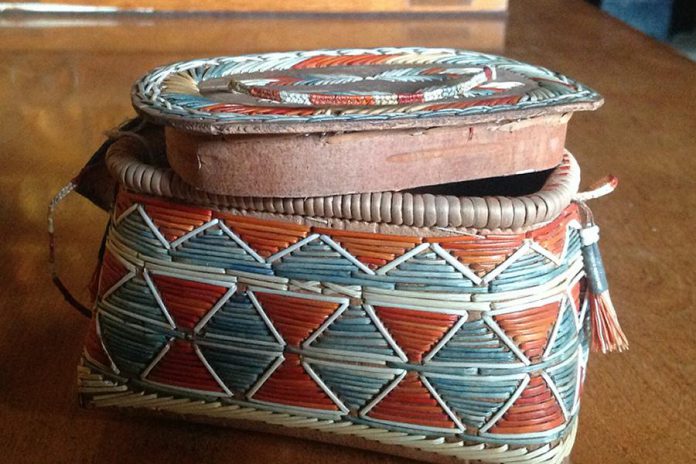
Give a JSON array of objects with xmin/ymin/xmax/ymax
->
[{"xmin": 1, "ymin": 1, "xmax": 694, "ymax": 462}]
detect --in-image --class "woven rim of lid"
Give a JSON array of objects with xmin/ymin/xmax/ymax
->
[
  {"xmin": 106, "ymin": 136, "xmax": 579, "ymax": 231},
  {"xmin": 132, "ymin": 47, "xmax": 603, "ymax": 134}
]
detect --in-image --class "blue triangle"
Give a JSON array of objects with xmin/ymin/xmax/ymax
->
[
  {"xmin": 546, "ymin": 304, "xmax": 581, "ymax": 413},
  {"xmin": 172, "ymin": 225, "xmax": 273, "ymax": 275},
  {"xmin": 310, "ymin": 363, "xmax": 398, "ymax": 411},
  {"xmin": 114, "ymin": 210, "xmax": 167, "ymax": 257},
  {"xmin": 102, "ymin": 276, "xmax": 171, "ymax": 327},
  {"xmin": 548, "ymin": 301, "xmax": 580, "ymax": 356},
  {"xmin": 426, "ymin": 374, "xmax": 523, "ymax": 429},
  {"xmin": 430, "ymin": 318, "xmax": 517, "ymax": 364},
  {"xmin": 201, "ymin": 292, "xmax": 280, "ymax": 347},
  {"xmin": 548, "ymin": 357, "xmax": 578, "ymax": 415},
  {"xmin": 309, "ymin": 305, "xmax": 398, "ymax": 359},
  {"xmin": 98, "ymin": 311, "xmax": 169, "ymax": 376},
  {"xmin": 273, "ymin": 238, "xmax": 363, "ymax": 283},
  {"xmin": 489, "ymin": 230, "xmax": 582, "ymax": 292},
  {"xmin": 198, "ymin": 346, "xmax": 280, "ymax": 394},
  {"xmin": 385, "ymin": 249, "xmax": 477, "ymax": 292}
]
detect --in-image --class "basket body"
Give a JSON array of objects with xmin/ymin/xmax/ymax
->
[
  {"xmin": 81, "ymin": 185, "xmax": 589, "ymax": 463},
  {"xmin": 63, "ymin": 46, "xmax": 618, "ymax": 464}
]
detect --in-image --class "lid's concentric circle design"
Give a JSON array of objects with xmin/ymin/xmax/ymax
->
[{"xmin": 132, "ymin": 47, "xmax": 602, "ymax": 134}]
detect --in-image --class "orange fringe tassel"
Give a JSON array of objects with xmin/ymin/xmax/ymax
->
[{"xmin": 589, "ymin": 290, "xmax": 629, "ymax": 353}]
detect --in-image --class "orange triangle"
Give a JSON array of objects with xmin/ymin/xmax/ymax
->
[
  {"xmin": 151, "ymin": 274, "xmax": 227, "ymax": 331},
  {"xmin": 252, "ymin": 353, "xmax": 338, "ymax": 410},
  {"xmin": 314, "ymin": 228, "xmax": 421, "ymax": 269},
  {"xmin": 529, "ymin": 218, "xmax": 567, "ymax": 259},
  {"xmin": 528, "ymin": 203, "xmax": 580, "ymax": 259},
  {"xmin": 84, "ymin": 317, "xmax": 112, "ymax": 370},
  {"xmin": 292, "ymin": 53, "xmax": 398, "ymax": 70},
  {"xmin": 215, "ymin": 212, "xmax": 310, "ymax": 258},
  {"xmin": 374, "ymin": 306, "xmax": 458, "ymax": 363},
  {"xmin": 490, "ymin": 376, "xmax": 565, "ymax": 434},
  {"xmin": 139, "ymin": 195, "xmax": 212, "ymax": 242},
  {"xmin": 146, "ymin": 340, "xmax": 224, "ymax": 393},
  {"xmin": 113, "ymin": 191, "xmax": 135, "ymax": 221},
  {"xmin": 98, "ymin": 250, "xmax": 129, "ymax": 298},
  {"xmin": 570, "ymin": 279, "xmax": 584, "ymax": 314},
  {"xmin": 428, "ymin": 235, "xmax": 525, "ymax": 277},
  {"xmin": 494, "ymin": 302, "xmax": 560, "ymax": 361},
  {"xmin": 367, "ymin": 372, "xmax": 457, "ymax": 429},
  {"xmin": 254, "ymin": 291, "xmax": 340, "ymax": 347}
]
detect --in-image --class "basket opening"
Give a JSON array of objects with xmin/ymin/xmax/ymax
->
[{"xmin": 405, "ymin": 168, "xmax": 554, "ymax": 197}]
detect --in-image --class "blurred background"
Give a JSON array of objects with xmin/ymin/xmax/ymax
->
[
  {"xmin": 2, "ymin": 0, "xmax": 695, "ymax": 59},
  {"xmin": 588, "ymin": 0, "xmax": 696, "ymax": 59}
]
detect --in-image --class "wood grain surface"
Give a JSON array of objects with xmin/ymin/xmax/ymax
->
[
  {"xmin": 0, "ymin": 1, "xmax": 694, "ymax": 463},
  {"xmin": 13, "ymin": 0, "xmax": 508, "ymax": 13}
]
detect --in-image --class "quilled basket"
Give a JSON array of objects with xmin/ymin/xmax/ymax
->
[{"xmin": 50, "ymin": 48, "xmax": 627, "ymax": 464}]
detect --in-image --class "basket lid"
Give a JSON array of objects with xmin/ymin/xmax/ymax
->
[{"xmin": 132, "ymin": 47, "xmax": 602, "ymax": 135}]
